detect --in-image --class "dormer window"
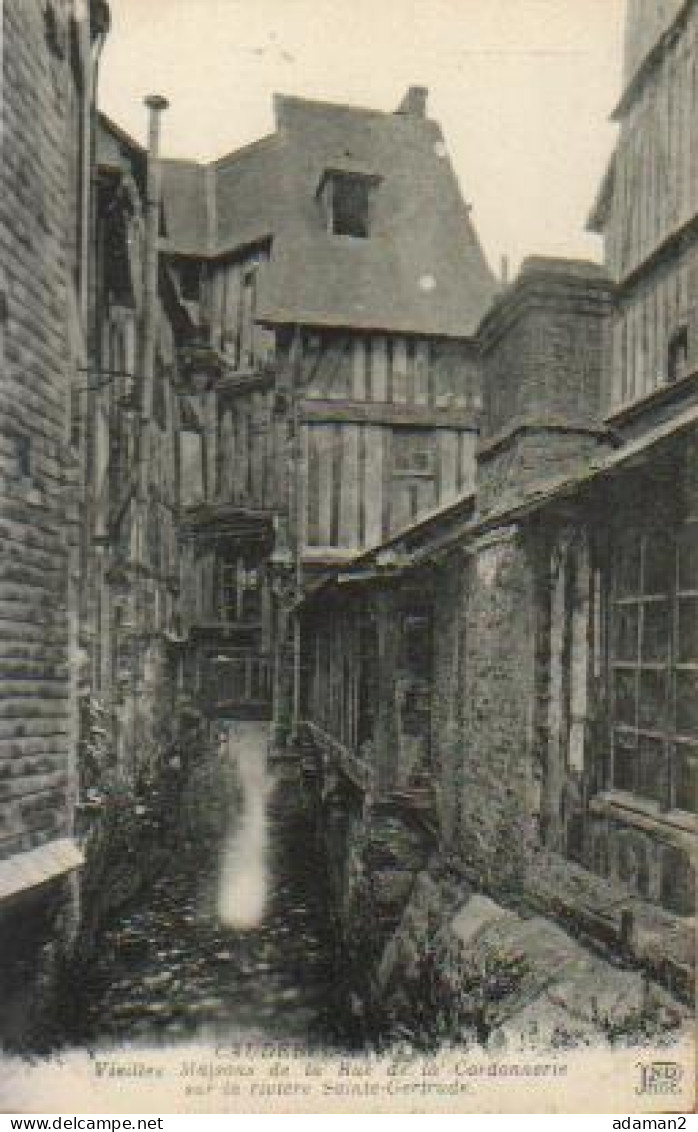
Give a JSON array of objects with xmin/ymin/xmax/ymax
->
[{"xmin": 318, "ymin": 169, "xmax": 379, "ymax": 239}]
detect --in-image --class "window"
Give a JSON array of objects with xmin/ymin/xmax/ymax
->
[
  {"xmin": 667, "ymin": 324, "xmax": 689, "ymax": 384},
  {"xmin": 146, "ymin": 505, "xmax": 161, "ymax": 575},
  {"xmin": 219, "ymin": 562, "xmax": 237, "ymax": 624},
  {"xmin": 219, "ymin": 560, "xmax": 262, "ymax": 624},
  {"xmin": 610, "ymin": 515, "xmax": 698, "ymax": 813},
  {"xmin": 153, "ymin": 357, "xmax": 168, "ymax": 430},
  {"xmin": 323, "ymin": 173, "xmax": 373, "ymax": 238},
  {"xmin": 12, "ymin": 433, "xmax": 31, "ymax": 480},
  {"xmin": 392, "ymin": 429, "xmax": 434, "ymax": 477},
  {"xmin": 179, "ymin": 260, "xmax": 202, "ymax": 302},
  {"xmin": 179, "ymin": 429, "xmax": 204, "ymax": 505},
  {"xmin": 238, "ymin": 270, "xmax": 257, "ymax": 368}
]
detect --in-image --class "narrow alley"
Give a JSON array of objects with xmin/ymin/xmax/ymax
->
[
  {"xmin": 57, "ymin": 725, "xmax": 339, "ymax": 1051},
  {"xmin": 1, "ymin": 1, "xmax": 696, "ymax": 1113}
]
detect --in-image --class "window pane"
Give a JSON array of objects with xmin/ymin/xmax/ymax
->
[
  {"xmin": 614, "ymin": 669, "xmax": 637, "ymax": 726},
  {"xmin": 674, "ymin": 742, "xmax": 698, "ymax": 814},
  {"xmin": 616, "ymin": 532, "xmax": 641, "ymax": 597},
  {"xmin": 639, "ymin": 668, "xmax": 668, "ymax": 728},
  {"xmin": 641, "ymin": 600, "xmax": 669, "ymax": 662},
  {"xmin": 643, "ymin": 534, "xmax": 673, "ymax": 596},
  {"xmin": 677, "ymin": 596, "xmax": 698, "ymax": 663},
  {"xmin": 676, "ymin": 670, "xmax": 698, "ymax": 736},
  {"xmin": 637, "ymin": 734, "xmax": 666, "ymax": 805},
  {"xmin": 613, "ymin": 730, "xmax": 636, "ymax": 792},
  {"xmin": 613, "ymin": 604, "xmax": 639, "ymax": 661},
  {"xmin": 677, "ymin": 520, "xmax": 698, "ymax": 591}
]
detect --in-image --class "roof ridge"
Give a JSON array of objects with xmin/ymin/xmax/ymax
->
[
  {"xmin": 160, "ymin": 155, "xmax": 206, "ymax": 169},
  {"xmin": 273, "ymin": 91, "xmax": 434, "ymax": 123},
  {"xmin": 97, "ymin": 109, "xmax": 145, "ymax": 155},
  {"xmin": 210, "ymin": 132, "xmax": 278, "ymax": 169}
]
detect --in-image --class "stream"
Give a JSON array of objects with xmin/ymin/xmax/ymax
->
[{"xmin": 64, "ymin": 723, "xmax": 339, "ymax": 1050}]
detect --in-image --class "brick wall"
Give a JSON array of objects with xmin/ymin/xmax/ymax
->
[
  {"xmin": 477, "ymin": 258, "xmax": 612, "ymax": 515},
  {"xmin": 0, "ymin": 0, "xmax": 84, "ymax": 862}
]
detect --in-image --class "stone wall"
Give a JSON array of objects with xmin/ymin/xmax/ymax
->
[
  {"xmin": 430, "ymin": 555, "xmax": 464, "ymax": 847},
  {"xmin": 454, "ymin": 527, "xmax": 538, "ymax": 893},
  {"xmin": 310, "ymin": 764, "xmax": 434, "ymax": 1037},
  {"xmin": 374, "ymin": 866, "xmax": 691, "ymax": 1049}
]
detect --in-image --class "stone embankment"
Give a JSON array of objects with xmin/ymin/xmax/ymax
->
[{"xmin": 371, "ymin": 870, "xmax": 692, "ymax": 1051}]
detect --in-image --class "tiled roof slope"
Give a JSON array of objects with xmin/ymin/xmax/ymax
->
[
  {"xmin": 162, "ymin": 90, "xmax": 499, "ymax": 337},
  {"xmin": 160, "ymin": 160, "xmax": 211, "ymax": 255},
  {"xmin": 213, "ymin": 135, "xmax": 280, "ymax": 255}
]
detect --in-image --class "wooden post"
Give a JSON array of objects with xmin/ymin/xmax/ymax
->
[
  {"xmin": 290, "ymin": 327, "xmax": 304, "ymax": 741},
  {"xmin": 545, "ymin": 541, "xmax": 568, "ymax": 852},
  {"xmin": 375, "ymin": 587, "xmax": 400, "ymax": 792}
]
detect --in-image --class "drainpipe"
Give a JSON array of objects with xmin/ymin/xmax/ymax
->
[
  {"xmin": 81, "ymin": 4, "xmax": 110, "ymax": 335},
  {"xmin": 136, "ymin": 93, "xmax": 168, "ymax": 602},
  {"xmin": 291, "ymin": 326, "xmax": 303, "ymax": 742}
]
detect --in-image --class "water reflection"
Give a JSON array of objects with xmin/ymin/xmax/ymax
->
[
  {"xmin": 25, "ymin": 722, "xmax": 336, "ymax": 1055},
  {"xmin": 217, "ymin": 723, "xmax": 272, "ymax": 930}
]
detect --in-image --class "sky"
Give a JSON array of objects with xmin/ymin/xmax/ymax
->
[{"xmin": 99, "ymin": 0, "xmax": 626, "ymax": 277}]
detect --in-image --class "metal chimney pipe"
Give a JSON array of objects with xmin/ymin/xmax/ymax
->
[{"xmin": 141, "ymin": 94, "xmax": 168, "ymax": 424}]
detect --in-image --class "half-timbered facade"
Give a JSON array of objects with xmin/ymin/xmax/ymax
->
[
  {"xmin": 296, "ymin": 0, "xmax": 698, "ymax": 994},
  {"xmin": 160, "ymin": 87, "xmax": 497, "ymax": 725},
  {"xmin": 589, "ymin": 0, "xmax": 698, "ymax": 418},
  {"xmin": 83, "ymin": 111, "xmax": 182, "ymax": 773}
]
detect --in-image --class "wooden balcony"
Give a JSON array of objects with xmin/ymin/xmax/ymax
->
[{"xmin": 199, "ymin": 650, "xmax": 272, "ymax": 720}]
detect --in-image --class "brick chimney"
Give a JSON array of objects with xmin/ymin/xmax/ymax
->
[
  {"xmin": 476, "ymin": 257, "xmax": 614, "ymax": 514},
  {"xmin": 395, "ymin": 85, "xmax": 428, "ymax": 118}
]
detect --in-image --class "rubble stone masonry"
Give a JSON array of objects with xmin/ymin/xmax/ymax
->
[{"xmin": 455, "ymin": 527, "xmax": 538, "ymax": 892}]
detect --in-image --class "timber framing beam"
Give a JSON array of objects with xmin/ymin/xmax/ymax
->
[{"xmin": 300, "ymin": 398, "xmax": 479, "ymax": 430}]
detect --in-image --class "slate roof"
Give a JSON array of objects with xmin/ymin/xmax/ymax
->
[
  {"xmin": 158, "ymin": 89, "xmax": 498, "ymax": 338},
  {"xmin": 160, "ymin": 160, "xmax": 211, "ymax": 255}
]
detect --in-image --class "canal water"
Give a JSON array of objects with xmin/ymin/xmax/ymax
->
[{"xmin": 65, "ymin": 723, "xmax": 340, "ymax": 1050}]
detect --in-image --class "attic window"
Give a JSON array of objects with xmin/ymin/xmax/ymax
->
[
  {"xmin": 323, "ymin": 173, "xmax": 374, "ymax": 239},
  {"xmin": 668, "ymin": 325, "xmax": 689, "ymax": 384}
]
